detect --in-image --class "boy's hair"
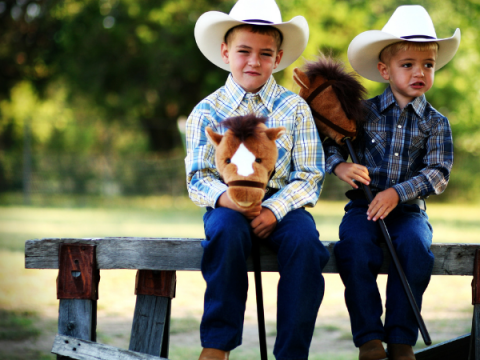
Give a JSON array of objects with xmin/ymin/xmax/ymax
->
[
  {"xmin": 224, "ymin": 24, "xmax": 283, "ymax": 51},
  {"xmin": 379, "ymin": 41, "xmax": 439, "ymax": 64}
]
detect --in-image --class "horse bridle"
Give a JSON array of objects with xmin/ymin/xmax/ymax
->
[{"xmin": 305, "ymin": 79, "xmax": 356, "ymax": 139}]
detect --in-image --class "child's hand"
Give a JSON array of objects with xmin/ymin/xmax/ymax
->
[
  {"xmin": 334, "ymin": 162, "xmax": 370, "ymax": 189},
  {"xmin": 251, "ymin": 208, "xmax": 277, "ymax": 239},
  {"xmin": 367, "ymin": 188, "xmax": 400, "ymax": 221},
  {"xmin": 217, "ymin": 192, "xmax": 262, "ymax": 219}
]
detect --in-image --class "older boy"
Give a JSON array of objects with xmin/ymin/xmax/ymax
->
[
  {"xmin": 186, "ymin": 0, "xmax": 330, "ymax": 359},
  {"xmin": 324, "ymin": 5, "xmax": 460, "ymax": 360}
]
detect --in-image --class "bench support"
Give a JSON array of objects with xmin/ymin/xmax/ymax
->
[
  {"xmin": 129, "ymin": 270, "xmax": 176, "ymax": 358},
  {"xmin": 56, "ymin": 244, "xmax": 99, "ymax": 360},
  {"xmin": 468, "ymin": 249, "xmax": 480, "ymax": 360},
  {"xmin": 53, "ymin": 334, "xmax": 169, "ymax": 360}
]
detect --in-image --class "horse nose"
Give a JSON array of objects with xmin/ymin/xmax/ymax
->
[{"xmin": 231, "ymin": 143, "xmax": 255, "ymax": 176}]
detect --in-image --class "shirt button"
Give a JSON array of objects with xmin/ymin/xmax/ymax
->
[
  {"xmin": 395, "ymin": 153, "xmax": 399, "ymax": 156},
  {"xmin": 371, "ymin": 139, "xmax": 375, "ymax": 143},
  {"xmin": 398, "ymin": 125, "xmax": 402, "ymax": 129},
  {"xmin": 392, "ymin": 180, "xmax": 396, "ymax": 184}
]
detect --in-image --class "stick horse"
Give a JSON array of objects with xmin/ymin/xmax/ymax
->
[
  {"xmin": 293, "ymin": 56, "xmax": 432, "ymax": 346},
  {"xmin": 206, "ymin": 114, "xmax": 286, "ymax": 360}
]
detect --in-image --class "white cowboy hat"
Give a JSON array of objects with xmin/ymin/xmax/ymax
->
[
  {"xmin": 194, "ymin": 0, "xmax": 309, "ymax": 73},
  {"xmin": 348, "ymin": 5, "xmax": 461, "ymax": 83}
]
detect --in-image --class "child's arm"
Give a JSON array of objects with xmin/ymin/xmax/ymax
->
[
  {"xmin": 261, "ymin": 101, "xmax": 324, "ymax": 221},
  {"xmin": 185, "ymin": 104, "xmax": 229, "ymax": 208}
]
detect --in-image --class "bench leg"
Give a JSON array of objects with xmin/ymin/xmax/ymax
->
[
  {"xmin": 469, "ymin": 305, "xmax": 480, "ymax": 360},
  {"xmin": 56, "ymin": 244, "xmax": 99, "ymax": 360},
  {"xmin": 469, "ymin": 249, "xmax": 480, "ymax": 360},
  {"xmin": 129, "ymin": 270, "xmax": 176, "ymax": 357}
]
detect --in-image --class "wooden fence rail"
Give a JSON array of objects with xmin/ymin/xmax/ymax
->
[{"xmin": 24, "ymin": 238, "xmax": 480, "ymax": 360}]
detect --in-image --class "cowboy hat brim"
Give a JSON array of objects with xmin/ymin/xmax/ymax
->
[
  {"xmin": 194, "ymin": 11, "xmax": 309, "ymax": 73},
  {"xmin": 348, "ymin": 28, "xmax": 461, "ymax": 83}
]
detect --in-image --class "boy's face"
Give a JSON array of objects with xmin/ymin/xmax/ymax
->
[
  {"xmin": 221, "ymin": 28, "xmax": 283, "ymax": 93},
  {"xmin": 377, "ymin": 47, "xmax": 436, "ymax": 108}
]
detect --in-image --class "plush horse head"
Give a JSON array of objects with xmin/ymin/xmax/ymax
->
[
  {"xmin": 206, "ymin": 114, "xmax": 286, "ymax": 210},
  {"xmin": 293, "ymin": 55, "xmax": 367, "ymax": 145}
]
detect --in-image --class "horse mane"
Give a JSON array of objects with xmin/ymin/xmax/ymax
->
[
  {"xmin": 304, "ymin": 55, "xmax": 368, "ymax": 125},
  {"xmin": 221, "ymin": 114, "xmax": 268, "ymax": 141}
]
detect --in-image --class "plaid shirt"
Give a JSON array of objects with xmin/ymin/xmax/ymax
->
[
  {"xmin": 324, "ymin": 86, "xmax": 453, "ymax": 203},
  {"xmin": 185, "ymin": 74, "xmax": 325, "ymax": 221}
]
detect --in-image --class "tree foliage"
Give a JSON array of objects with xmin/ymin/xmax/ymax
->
[{"xmin": 1, "ymin": 0, "xmax": 480, "ymax": 199}]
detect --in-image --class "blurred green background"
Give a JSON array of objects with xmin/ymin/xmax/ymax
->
[
  {"xmin": 1, "ymin": 0, "xmax": 480, "ymax": 359},
  {"xmin": 1, "ymin": 0, "xmax": 479, "ymax": 204}
]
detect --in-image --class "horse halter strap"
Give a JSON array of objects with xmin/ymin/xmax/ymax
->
[{"xmin": 305, "ymin": 80, "xmax": 357, "ymax": 139}]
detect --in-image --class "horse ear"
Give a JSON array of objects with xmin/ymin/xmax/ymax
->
[
  {"xmin": 293, "ymin": 68, "xmax": 310, "ymax": 90},
  {"xmin": 265, "ymin": 126, "xmax": 286, "ymax": 141},
  {"xmin": 205, "ymin": 127, "xmax": 223, "ymax": 147}
]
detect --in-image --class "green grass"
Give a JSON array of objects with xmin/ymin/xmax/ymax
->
[
  {"xmin": 3, "ymin": 196, "xmax": 479, "ymax": 254},
  {"xmin": 170, "ymin": 316, "xmax": 201, "ymax": 335},
  {"xmin": 0, "ymin": 309, "xmax": 41, "ymax": 341}
]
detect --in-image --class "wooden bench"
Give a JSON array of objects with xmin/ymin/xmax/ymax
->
[{"xmin": 25, "ymin": 238, "xmax": 480, "ymax": 359}]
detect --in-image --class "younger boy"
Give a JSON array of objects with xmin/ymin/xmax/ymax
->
[
  {"xmin": 186, "ymin": 0, "xmax": 330, "ymax": 359},
  {"xmin": 324, "ymin": 5, "xmax": 460, "ymax": 360}
]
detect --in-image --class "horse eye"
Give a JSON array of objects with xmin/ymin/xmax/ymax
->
[
  {"xmin": 255, "ymin": 158, "xmax": 262, "ymax": 163},
  {"xmin": 226, "ymin": 158, "xmax": 231, "ymax": 164}
]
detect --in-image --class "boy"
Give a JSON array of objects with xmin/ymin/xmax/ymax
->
[
  {"xmin": 324, "ymin": 5, "xmax": 460, "ymax": 360},
  {"xmin": 186, "ymin": 0, "xmax": 330, "ymax": 359}
]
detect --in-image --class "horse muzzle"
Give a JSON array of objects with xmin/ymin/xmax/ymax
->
[{"xmin": 226, "ymin": 180, "xmax": 266, "ymax": 209}]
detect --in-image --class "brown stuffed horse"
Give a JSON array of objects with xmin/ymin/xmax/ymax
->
[
  {"xmin": 206, "ymin": 114, "xmax": 285, "ymax": 210},
  {"xmin": 293, "ymin": 55, "xmax": 366, "ymax": 145}
]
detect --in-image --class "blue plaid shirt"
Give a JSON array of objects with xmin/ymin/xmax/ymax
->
[
  {"xmin": 324, "ymin": 86, "xmax": 453, "ymax": 203},
  {"xmin": 185, "ymin": 74, "xmax": 325, "ymax": 221}
]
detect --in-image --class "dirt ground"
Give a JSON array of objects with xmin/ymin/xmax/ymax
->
[{"xmin": 0, "ymin": 271, "xmax": 474, "ymax": 359}]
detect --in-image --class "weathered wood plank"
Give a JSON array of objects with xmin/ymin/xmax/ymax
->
[
  {"xmin": 25, "ymin": 238, "xmax": 480, "ymax": 275},
  {"xmin": 414, "ymin": 333, "xmax": 470, "ymax": 360},
  {"xmin": 57, "ymin": 299, "xmax": 96, "ymax": 360},
  {"xmin": 52, "ymin": 334, "xmax": 169, "ymax": 360},
  {"xmin": 129, "ymin": 295, "xmax": 170, "ymax": 357},
  {"xmin": 469, "ymin": 305, "xmax": 480, "ymax": 360},
  {"xmin": 58, "ymin": 299, "xmax": 96, "ymax": 341}
]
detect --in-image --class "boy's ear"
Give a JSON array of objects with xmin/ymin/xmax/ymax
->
[
  {"xmin": 221, "ymin": 42, "xmax": 229, "ymax": 65},
  {"xmin": 265, "ymin": 126, "xmax": 286, "ymax": 141},
  {"xmin": 377, "ymin": 62, "xmax": 390, "ymax": 81},
  {"xmin": 273, "ymin": 49, "xmax": 284, "ymax": 69},
  {"xmin": 293, "ymin": 68, "xmax": 310, "ymax": 90},
  {"xmin": 205, "ymin": 127, "xmax": 223, "ymax": 147}
]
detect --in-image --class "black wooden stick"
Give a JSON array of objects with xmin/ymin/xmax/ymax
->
[
  {"xmin": 345, "ymin": 138, "xmax": 432, "ymax": 346},
  {"xmin": 251, "ymin": 236, "xmax": 268, "ymax": 359}
]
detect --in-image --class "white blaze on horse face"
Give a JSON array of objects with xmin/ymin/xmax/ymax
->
[{"xmin": 231, "ymin": 143, "xmax": 255, "ymax": 177}]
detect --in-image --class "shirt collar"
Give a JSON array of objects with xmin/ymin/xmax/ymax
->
[
  {"xmin": 224, "ymin": 74, "xmax": 277, "ymax": 113},
  {"xmin": 379, "ymin": 86, "xmax": 427, "ymax": 117}
]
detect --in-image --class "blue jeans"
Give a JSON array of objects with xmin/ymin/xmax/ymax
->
[
  {"xmin": 200, "ymin": 203, "xmax": 330, "ymax": 360},
  {"xmin": 334, "ymin": 199, "xmax": 434, "ymax": 347}
]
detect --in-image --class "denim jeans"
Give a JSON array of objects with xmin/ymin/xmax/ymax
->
[
  {"xmin": 200, "ymin": 202, "xmax": 330, "ymax": 360},
  {"xmin": 334, "ymin": 199, "xmax": 434, "ymax": 347}
]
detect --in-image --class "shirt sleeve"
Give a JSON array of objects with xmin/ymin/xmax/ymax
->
[
  {"xmin": 323, "ymin": 138, "xmax": 350, "ymax": 174},
  {"xmin": 393, "ymin": 114, "xmax": 454, "ymax": 202},
  {"xmin": 262, "ymin": 101, "xmax": 325, "ymax": 221},
  {"xmin": 185, "ymin": 104, "xmax": 227, "ymax": 208}
]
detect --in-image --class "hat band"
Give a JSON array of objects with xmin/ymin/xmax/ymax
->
[
  {"xmin": 242, "ymin": 19, "xmax": 274, "ymax": 24},
  {"xmin": 401, "ymin": 35, "xmax": 437, "ymax": 40}
]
